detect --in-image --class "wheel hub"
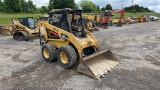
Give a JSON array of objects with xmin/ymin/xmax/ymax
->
[
  {"xmin": 43, "ymin": 48, "xmax": 49, "ymax": 59},
  {"xmin": 60, "ymin": 51, "xmax": 68, "ymax": 64}
]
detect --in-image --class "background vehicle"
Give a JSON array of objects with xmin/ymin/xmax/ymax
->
[
  {"xmin": 84, "ymin": 9, "xmax": 125, "ymax": 27},
  {"xmin": 70, "ymin": 14, "xmax": 99, "ymax": 32},
  {"xmin": 135, "ymin": 15, "xmax": 144, "ymax": 23},
  {"xmin": 125, "ymin": 17, "xmax": 136, "ymax": 24},
  {"xmin": 110, "ymin": 9, "xmax": 125, "ymax": 27},
  {"xmin": 37, "ymin": 15, "xmax": 49, "ymax": 22},
  {"xmin": 82, "ymin": 18, "xmax": 99, "ymax": 32},
  {"xmin": 12, "ymin": 17, "xmax": 39, "ymax": 41},
  {"xmin": 83, "ymin": 10, "xmax": 112, "ymax": 29},
  {"xmin": 149, "ymin": 16, "xmax": 159, "ymax": 21}
]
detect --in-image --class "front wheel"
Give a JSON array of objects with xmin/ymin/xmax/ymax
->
[
  {"xmin": 13, "ymin": 31, "xmax": 30, "ymax": 41},
  {"xmin": 57, "ymin": 45, "xmax": 77, "ymax": 69},
  {"xmin": 20, "ymin": 31, "xmax": 29, "ymax": 41},
  {"xmin": 41, "ymin": 44, "xmax": 57, "ymax": 62},
  {"xmin": 116, "ymin": 22, "xmax": 123, "ymax": 27},
  {"xmin": 13, "ymin": 33, "xmax": 19, "ymax": 39}
]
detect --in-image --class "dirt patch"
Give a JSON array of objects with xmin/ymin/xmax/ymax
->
[
  {"xmin": 142, "ymin": 42, "xmax": 157, "ymax": 50},
  {"xmin": 98, "ymin": 68, "xmax": 160, "ymax": 90},
  {"xmin": 152, "ymin": 61, "xmax": 160, "ymax": 66},
  {"xmin": 1, "ymin": 20, "xmax": 160, "ymax": 90},
  {"xmin": 145, "ymin": 55, "xmax": 158, "ymax": 61}
]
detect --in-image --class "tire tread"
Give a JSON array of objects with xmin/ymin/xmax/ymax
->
[
  {"xmin": 58, "ymin": 45, "xmax": 77, "ymax": 69},
  {"xmin": 42, "ymin": 43, "xmax": 57, "ymax": 62}
]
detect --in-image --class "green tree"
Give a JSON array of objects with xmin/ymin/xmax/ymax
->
[
  {"xmin": 0, "ymin": 0, "xmax": 38, "ymax": 13},
  {"xmin": 125, "ymin": 4, "xmax": 152, "ymax": 13},
  {"xmin": 27, "ymin": 0, "xmax": 37, "ymax": 13},
  {"xmin": 40, "ymin": 6, "xmax": 49, "ymax": 14},
  {"xmin": 20, "ymin": 0, "xmax": 28, "ymax": 13},
  {"xmin": 4, "ymin": 0, "xmax": 21, "ymax": 13},
  {"xmin": 48, "ymin": 0, "xmax": 76, "ymax": 10},
  {"xmin": 79, "ymin": 0, "xmax": 98, "ymax": 13},
  {"xmin": 97, "ymin": 6, "xmax": 100, "ymax": 12},
  {"xmin": 131, "ymin": 9, "xmax": 136, "ymax": 13},
  {"xmin": 0, "ymin": 0, "xmax": 4, "ymax": 12},
  {"xmin": 75, "ymin": 4, "xmax": 79, "ymax": 9},
  {"xmin": 101, "ymin": 7, "xmax": 106, "ymax": 11},
  {"xmin": 105, "ymin": 4, "xmax": 112, "ymax": 10}
]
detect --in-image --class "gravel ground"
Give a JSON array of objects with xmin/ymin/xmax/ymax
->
[{"xmin": 0, "ymin": 20, "xmax": 160, "ymax": 90}]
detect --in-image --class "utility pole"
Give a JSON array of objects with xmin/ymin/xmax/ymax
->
[
  {"xmin": 132, "ymin": 0, "xmax": 134, "ymax": 6},
  {"xmin": 121, "ymin": 0, "xmax": 123, "ymax": 9},
  {"xmin": 52, "ymin": 0, "xmax": 53, "ymax": 9},
  {"xmin": 51, "ymin": 0, "xmax": 53, "ymax": 10}
]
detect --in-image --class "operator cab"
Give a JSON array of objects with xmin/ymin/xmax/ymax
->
[
  {"xmin": 49, "ymin": 8, "xmax": 85, "ymax": 37},
  {"xmin": 18, "ymin": 17, "xmax": 36, "ymax": 29}
]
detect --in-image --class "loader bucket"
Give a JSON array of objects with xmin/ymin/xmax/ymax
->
[{"xmin": 77, "ymin": 50, "xmax": 119, "ymax": 80}]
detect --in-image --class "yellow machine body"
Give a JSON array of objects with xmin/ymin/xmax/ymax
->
[{"xmin": 39, "ymin": 8, "xmax": 119, "ymax": 79}]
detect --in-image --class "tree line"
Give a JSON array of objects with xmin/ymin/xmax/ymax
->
[
  {"xmin": 0, "ymin": 0, "xmax": 154, "ymax": 14},
  {"xmin": 125, "ymin": 4, "xmax": 154, "ymax": 13},
  {"xmin": 0, "ymin": 0, "xmax": 36, "ymax": 13}
]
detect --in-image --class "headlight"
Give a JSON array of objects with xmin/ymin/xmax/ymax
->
[{"xmin": 61, "ymin": 34, "xmax": 68, "ymax": 39}]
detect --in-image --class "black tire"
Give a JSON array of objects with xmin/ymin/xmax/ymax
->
[
  {"xmin": 20, "ymin": 31, "xmax": 29, "ymax": 41},
  {"xmin": 41, "ymin": 44, "xmax": 57, "ymax": 62},
  {"xmin": 119, "ymin": 23, "xmax": 123, "ymax": 27},
  {"xmin": 57, "ymin": 45, "xmax": 77, "ymax": 69},
  {"xmin": 13, "ymin": 33, "xmax": 19, "ymax": 39},
  {"xmin": 116, "ymin": 22, "xmax": 123, "ymax": 27}
]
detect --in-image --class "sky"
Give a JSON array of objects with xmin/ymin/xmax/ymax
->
[{"xmin": 32, "ymin": 0, "xmax": 160, "ymax": 13}]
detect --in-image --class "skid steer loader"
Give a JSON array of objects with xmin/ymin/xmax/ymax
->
[
  {"xmin": 37, "ymin": 15, "xmax": 49, "ymax": 22},
  {"xmin": 69, "ymin": 14, "xmax": 99, "ymax": 32},
  {"xmin": 82, "ymin": 18, "xmax": 99, "ymax": 32},
  {"xmin": 39, "ymin": 8, "xmax": 119, "ymax": 79},
  {"xmin": 12, "ymin": 17, "xmax": 39, "ymax": 41}
]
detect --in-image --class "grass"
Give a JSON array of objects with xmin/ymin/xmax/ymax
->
[
  {"xmin": 0, "ymin": 13, "xmax": 160, "ymax": 25},
  {"xmin": 0, "ymin": 13, "xmax": 46, "ymax": 25},
  {"xmin": 124, "ymin": 12, "xmax": 160, "ymax": 18}
]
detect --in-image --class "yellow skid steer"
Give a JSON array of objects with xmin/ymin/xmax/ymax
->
[
  {"xmin": 82, "ymin": 18, "xmax": 99, "ymax": 32},
  {"xmin": 12, "ymin": 17, "xmax": 39, "ymax": 41},
  {"xmin": 39, "ymin": 8, "xmax": 119, "ymax": 79}
]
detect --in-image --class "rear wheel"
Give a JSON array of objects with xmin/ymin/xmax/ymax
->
[
  {"xmin": 41, "ymin": 44, "xmax": 57, "ymax": 62},
  {"xmin": 116, "ymin": 22, "xmax": 122, "ymax": 27},
  {"xmin": 20, "ymin": 31, "xmax": 29, "ymax": 41},
  {"xmin": 57, "ymin": 45, "xmax": 77, "ymax": 69},
  {"xmin": 13, "ymin": 33, "xmax": 19, "ymax": 39},
  {"xmin": 13, "ymin": 31, "xmax": 30, "ymax": 41}
]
